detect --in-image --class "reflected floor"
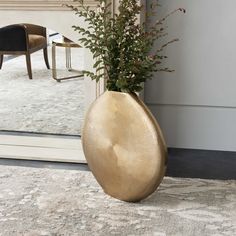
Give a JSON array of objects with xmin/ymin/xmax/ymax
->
[{"xmin": 0, "ymin": 46, "xmax": 85, "ymax": 135}]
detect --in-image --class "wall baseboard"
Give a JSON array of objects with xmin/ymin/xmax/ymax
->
[{"xmin": 166, "ymin": 148, "xmax": 236, "ymax": 180}]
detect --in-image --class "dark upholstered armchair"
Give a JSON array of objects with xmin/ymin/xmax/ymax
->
[{"xmin": 0, "ymin": 24, "xmax": 50, "ymax": 79}]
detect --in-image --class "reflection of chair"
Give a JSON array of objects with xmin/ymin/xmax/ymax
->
[{"xmin": 0, "ymin": 24, "xmax": 50, "ymax": 79}]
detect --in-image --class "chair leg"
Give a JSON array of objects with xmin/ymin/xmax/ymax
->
[
  {"xmin": 25, "ymin": 53, "xmax": 33, "ymax": 80},
  {"xmin": 0, "ymin": 55, "xmax": 3, "ymax": 69},
  {"xmin": 43, "ymin": 47, "xmax": 50, "ymax": 69}
]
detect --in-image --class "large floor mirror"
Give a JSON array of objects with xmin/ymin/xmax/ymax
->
[
  {"xmin": 0, "ymin": 0, "xmax": 105, "ymax": 163},
  {"xmin": 0, "ymin": 32, "xmax": 87, "ymax": 163}
]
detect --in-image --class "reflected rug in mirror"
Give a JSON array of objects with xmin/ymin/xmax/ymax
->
[{"xmin": 0, "ymin": 48, "xmax": 85, "ymax": 135}]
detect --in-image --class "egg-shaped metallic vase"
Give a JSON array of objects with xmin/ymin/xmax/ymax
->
[{"xmin": 82, "ymin": 91, "xmax": 167, "ymax": 202}]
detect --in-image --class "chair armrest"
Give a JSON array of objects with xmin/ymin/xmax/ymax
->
[
  {"xmin": 23, "ymin": 24, "xmax": 47, "ymax": 37},
  {"xmin": 0, "ymin": 24, "xmax": 27, "ymax": 51}
]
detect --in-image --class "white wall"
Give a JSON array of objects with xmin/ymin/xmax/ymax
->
[{"xmin": 145, "ymin": 0, "xmax": 236, "ymax": 151}]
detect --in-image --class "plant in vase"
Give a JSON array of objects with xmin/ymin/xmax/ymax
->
[{"xmin": 68, "ymin": 0, "xmax": 185, "ymax": 202}]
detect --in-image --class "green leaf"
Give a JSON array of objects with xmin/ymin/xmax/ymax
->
[{"xmin": 93, "ymin": 59, "xmax": 103, "ymax": 68}]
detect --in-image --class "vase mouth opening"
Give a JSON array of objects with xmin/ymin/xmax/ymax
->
[{"xmin": 105, "ymin": 90, "xmax": 138, "ymax": 96}]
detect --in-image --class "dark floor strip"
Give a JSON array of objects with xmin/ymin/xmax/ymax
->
[
  {"xmin": 0, "ymin": 130, "xmax": 81, "ymax": 139},
  {"xmin": 0, "ymin": 158, "xmax": 89, "ymax": 171},
  {"xmin": 166, "ymin": 148, "xmax": 236, "ymax": 180}
]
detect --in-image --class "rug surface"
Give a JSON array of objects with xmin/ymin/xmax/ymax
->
[
  {"xmin": 0, "ymin": 48, "xmax": 85, "ymax": 135},
  {"xmin": 0, "ymin": 165, "xmax": 235, "ymax": 236}
]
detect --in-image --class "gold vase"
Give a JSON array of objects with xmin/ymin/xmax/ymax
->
[{"xmin": 82, "ymin": 91, "xmax": 167, "ymax": 202}]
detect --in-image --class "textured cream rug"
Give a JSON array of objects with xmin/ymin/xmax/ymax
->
[
  {"xmin": 0, "ymin": 47, "xmax": 85, "ymax": 135},
  {"xmin": 0, "ymin": 165, "xmax": 235, "ymax": 236}
]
